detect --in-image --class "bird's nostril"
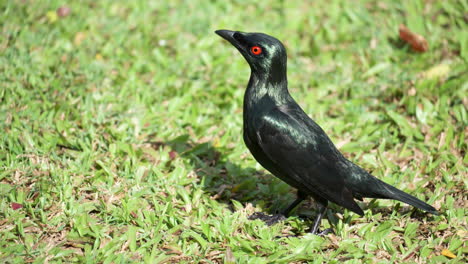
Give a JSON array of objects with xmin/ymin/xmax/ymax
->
[{"xmin": 233, "ymin": 32, "xmax": 242, "ymax": 41}]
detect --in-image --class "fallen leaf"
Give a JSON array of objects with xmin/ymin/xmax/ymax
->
[
  {"xmin": 441, "ymin": 249, "xmax": 456, "ymax": 259},
  {"xmin": 212, "ymin": 137, "xmax": 221, "ymax": 148},
  {"xmin": 420, "ymin": 63, "xmax": 450, "ymax": 80},
  {"xmin": 46, "ymin": 11, "xmax": 58, "ymax": 23},
  {"xmin": 399, "ymin": 24, "xmax": 428, "ymax": 52},
  {"xmin": 456, "ymin": 229, "xmax": 467, "ymax": 238},
  {"xmin": 224, "ymin": 247, "xmax": 235, "ymax": 264},
  {"xmin": 57, "ymin": 6, "xmax": 71, "ymax": 17},
  {"xmin": 74, "ymin": 32, "xmax": 86, "ymax": 46},
  {"xmin": 169, "ymin": 150, "xmax": 177, "ymax": 160},
  {"xmin": 11, "ymin": 202, "xmax": 23, "ymax": 210}
]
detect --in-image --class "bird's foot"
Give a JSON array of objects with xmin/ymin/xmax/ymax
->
[
  {"xmin": 248, "ymin": 212, "xmax": 286, "ymax": 226},
  {"xmin": 311, "ymin": 228, "xmax": 334, "ymax": 236},
  {"xmin": 297, "ymin": 214, "xmax": 311, "ymax": 221}
]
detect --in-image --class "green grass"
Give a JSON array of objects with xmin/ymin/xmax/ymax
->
[{"xmin": 1, "ymin": 0, "xmax": 467, "ymax": 263}]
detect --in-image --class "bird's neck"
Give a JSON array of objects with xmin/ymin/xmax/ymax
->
[{"xmin": 244, "ymin": 71, "xmax": 290, "ymax": 110}]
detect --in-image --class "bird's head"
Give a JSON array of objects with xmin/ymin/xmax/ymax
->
[{"xmin": 215, "ymin": 29, "xmax": 287, "ymax": 84}]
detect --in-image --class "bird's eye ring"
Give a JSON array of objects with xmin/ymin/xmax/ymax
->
[{"xmin": 250, "ymin": 46, "xmax": 262, "ymax": 55}]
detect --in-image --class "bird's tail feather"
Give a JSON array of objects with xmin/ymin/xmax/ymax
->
[
  {"xmin": 374, "ymin": 179, "xmax": 439, "ymax": 215},
  {"xmin": 350, "ymin": 165, "xmax": 439, "ymax": 214}
]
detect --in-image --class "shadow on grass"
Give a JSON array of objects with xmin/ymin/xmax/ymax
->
[{"xmin": 148, "ymin": 134, "xmax": 295, "ymax": 214}]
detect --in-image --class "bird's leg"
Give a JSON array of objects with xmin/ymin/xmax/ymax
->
[
  {"xmin": 249, "ymin": 191, "xmax": 307, "ymax": 225},
  {"xmin": 281, "ymin": 191, "xmax": 307, "ymax": 216},
  {"xmin": 309, "ymin": 202, "xmax": 333, "ymax": 235},
  {"xmin": 309, "ymin": 204, "xmax": 326, "ymax": 234}
]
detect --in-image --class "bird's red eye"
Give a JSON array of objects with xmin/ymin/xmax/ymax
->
[{"xmin": 250, "ymin": 46, "xmax": 262, "ymax": 55}]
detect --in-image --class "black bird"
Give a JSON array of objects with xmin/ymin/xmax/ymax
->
[{"xmin": 215, "ymin": 29, "xmax": 438, "ymax": 234}]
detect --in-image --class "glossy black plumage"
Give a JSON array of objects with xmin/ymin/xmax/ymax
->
[{"xmin": 215, "ymin": 29, "xmax": 438, "ymax": 234}]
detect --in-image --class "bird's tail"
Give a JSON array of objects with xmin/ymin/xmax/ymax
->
[
  {"xmin": 376, "ymin": 180, "xmax": 439, "ymax": 215},
  {"xmin": 352, "ymin": 168, "xmax": 439, "ymax": 215}
]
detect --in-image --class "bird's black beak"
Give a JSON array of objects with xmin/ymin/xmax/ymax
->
[
  {"xmin": 215, "ymin": 29, "xmax": 243, "ymax": 50},
  {"xmin": 215, "ymin": 29, "xmax": 235, "ymax": 42}
]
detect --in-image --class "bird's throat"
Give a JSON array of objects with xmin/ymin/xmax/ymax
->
[{"xmin": 244, "ymin": 72, "xmax": 290, "ymax": 111}]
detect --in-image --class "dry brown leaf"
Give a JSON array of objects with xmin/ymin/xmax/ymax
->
[
  {"xmin": 11, "ymin": 202, "xmax": 23, "ymax": 210},
  {"xmin": 57, "ymin": 6, "xmax": 71, "ymax": 17},
  {"xmin": 224, "ymin": 247, "xmax": 235, "ymax": 264},
  {"xmin": 399, "ymin": 24, "xmax": 428, "ymax": 52}
]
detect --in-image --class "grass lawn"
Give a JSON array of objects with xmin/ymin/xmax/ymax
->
[{"xmin": 1, "ymin": 0, "xmax": 467, "ymax": 263}]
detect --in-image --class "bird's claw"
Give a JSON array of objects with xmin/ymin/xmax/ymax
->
[
  {"xmin": 314, "ymin": 228, "xmax": 334, "ymax": 236},
  {"xmin": 248, "ymin": 212, "xmax": 286, "ymax": 226}
]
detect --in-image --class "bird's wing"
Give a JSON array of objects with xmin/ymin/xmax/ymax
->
[{"xmin": 254, "ymin": 105, "xmax": 364, "ymax": 215}]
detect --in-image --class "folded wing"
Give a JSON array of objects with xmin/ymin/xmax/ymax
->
[{"xmin": 254, "ymin": 105, "xmax": 364, "ymax": 215}]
